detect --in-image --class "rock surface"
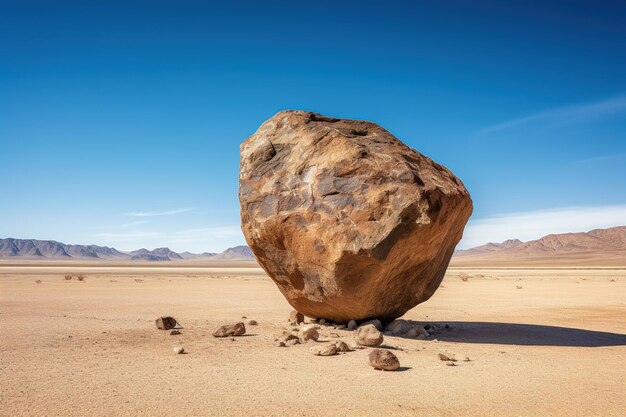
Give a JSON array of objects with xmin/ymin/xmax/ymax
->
[
  {"xmin": 239, "ymin": 111, "xmax": 472, "ymax": 322},
  {"xmin": 300, "ymin": 325, "xmax": 320, "ymax": 341},
  {"xmin": 310, "ymin": 344, "xmax": 338, "ymax": 356},
  {"xmin": 155, "ymin": 316, "xmax": 177, "ymax": 330},
  {"xmin": 288, "ymin": 310, "xmax": 304, "ymax": 325},
  {"xmin": 368, "ymin": 349, "xmax": 400, "ymax": 371},
  {"xmin": 212, "ymin": 322, "xmax": 246, "ymax": 337},
  {"xmin": 354, "ymin": 324, "xmax": 383, "ymax": 347}
]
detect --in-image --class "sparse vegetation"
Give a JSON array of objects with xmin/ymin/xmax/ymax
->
[
  {"xmin": 135, "ymin": 278, "xmax": 144, "ymax": 283},
  {"xmin": 459, "ymin": 273, "xmax": 470, "ymax": 282},
  {"xmin": 516, "ymin": 285, "xmax": 523, "ymax": 289},
  {"xmin": 35, "ymin": 279, "xmax": 42, "ymax": 284},
  {"xmin": 64, "ymin": 274, "xmax": 73, "ymax": 280},
  {"xmin": 76, "ymin": 274, "xmax": 86, "ymax": 281}
]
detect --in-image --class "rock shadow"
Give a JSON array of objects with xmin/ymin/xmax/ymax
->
[{"xmin": 400, "ymin": 321, "xmax": 626, "ymax": 347}]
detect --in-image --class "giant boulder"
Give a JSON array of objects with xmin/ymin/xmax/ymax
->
[{"xmin": 239, "ymin": 111, "xmax": 472, "ymax": 322}]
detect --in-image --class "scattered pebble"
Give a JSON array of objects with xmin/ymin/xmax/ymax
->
[
  {"xmin": 355, "ymin": 324, "xmax": 384, "ymax": 347},
  {"xmin": 310, "ymin": 344, "xmax": 338, "ymax": 356},
  {"xmin": 300, "ymin": 325, "xmax": 319, "ymax": 341},
  {"xmin": 173, "ymin": 346, "xmax": 185, "ymax": 354},
  {"xmin": 363, "ymin": 319, "xmax": 383, "ymax": 331},
  {"xmin": 347, "ymin": 320, "xmax": 357, "ymax": 330},
  {"xmin": 288, "ymin": 310, "xmax": 304, "ymax": 325},
  {"xmin": 334, "ymin": 341, "xmax": 350, "ymax": 352},
  {"xmin": 156, "ymin": 316, "xmax": 178, "ymax": 330},
  {"xmin": 170, "ymin": 330, "xmax": 181, "ymax": 336},
  {"xmin": 248, "ymin": 319, "xmax": 258, "ymax": 326},
  {"xmin": 438, "ymin": 353, "xmax": 457, "ymax": 362},
  {"xmin": 368, "ymin": 349, "xmax": 400, "ymax": 371},
  {"xmin": 213, "ymin": 322, "xmax": 246, "ymax": 337}
]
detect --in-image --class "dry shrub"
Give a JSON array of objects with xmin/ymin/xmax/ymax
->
[
  {"xmin": 64, "ymin": 274, "xmax": 73, "ymax": 280},
  {"xmin": 134, "ymin": 278, "xmax": 144, "ymax": 283},
  {"xmin": 459, "ymin": 273, "xmax": 470, "ymax": 282},
  {"xmin": 35, "ymin": 279, "xmax": 42, "ymax": 284},
  {"xmin": 76, "ymin": 274, "xmax": 85, "ymax": 281}
]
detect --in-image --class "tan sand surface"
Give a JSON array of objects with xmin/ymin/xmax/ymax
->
[{"xmin": 1, "ymin": 265, "xmax": 625, "ymax": 416}]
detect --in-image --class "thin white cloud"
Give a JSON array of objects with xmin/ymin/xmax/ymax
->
[
  {"xmin": 458, "ymin": 204, "xmax": 626, "ymax": 249},
  {"xmin": 123, "ymin": 208, "xmax": 194, "ymax": 217},
  {"xmin": 96, "ymin": 220, "xmax": 149, "ymax": 230},
  {"xmin": 477, "ymin": 94, "xmax": 626, "ymax": 136}
]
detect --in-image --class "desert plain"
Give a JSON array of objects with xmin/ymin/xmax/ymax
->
[{"xmin": 1, "ymin": 261, "xmax": 625, "ymax": 417}]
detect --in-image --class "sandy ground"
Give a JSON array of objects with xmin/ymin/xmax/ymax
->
[{"xmin": 1, "ymin": 264, "xmax": 625, "ymax": 417}]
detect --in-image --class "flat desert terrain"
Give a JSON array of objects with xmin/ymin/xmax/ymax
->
[{"xmin": 1, "ymin": 263, "xmax": 625, "ymax": 416}]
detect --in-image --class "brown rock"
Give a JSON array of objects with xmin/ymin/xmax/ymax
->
[
  {"xmin": 385, "ymin": 319, "xmax": 412, "ymax": 335},
  {"xmin": 368, "ymin": 349, "xmax": 400, "ymax": 371},
  {"xmin": 334, "ymin": 341, "xmax": 350, "ymax": 352},
  {"xmin": 354, "ymin": 324, "xmax": 383, "ymax": 347},
  {"xmin": 276, "ymin": 332, "xmax": 300, "ymax": 347},
  {"xmin": 300, "ymin": 325, "xmax": 320, "ymax": 341},
  {"xmin": 288, "ymin": 310, "xmax": 304, "ymax": 325},
  {"xmin": 310, "ymin": 344, "xmax": 339, "ymax": 356},
  {"xmin": 155, "ymin": 316, "xmax": 177, "ymax": 330},
  {"xmin": 212, "ymin": 322, "xmax": 246, "ymax": 337},
  {"xmin": 239, "ymin": 111, "xmax": 472, "ymax": 322},
  {"xmin": 438, "ymin": 353, "xmax": 457, "ymax": 362}
]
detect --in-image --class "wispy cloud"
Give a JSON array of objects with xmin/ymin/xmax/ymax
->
[
  {"xmin": 123, "ymin": 208, "xmax": 194, "ymax": 217},
  {"xmin": 96, "ymin": 220, "xmax": 149, "ymax": 230},
  {"xmin": 477, "ymin": 94, "xmax": 626, "ymax": 136},
  {"xmin": 459, "ymin": 204, "xmax": 626, "ymax": 249}
]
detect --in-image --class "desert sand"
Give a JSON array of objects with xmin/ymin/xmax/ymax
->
[{"xmin": 1, "ymin": 263, "xmax": 625, "ymax": 416}]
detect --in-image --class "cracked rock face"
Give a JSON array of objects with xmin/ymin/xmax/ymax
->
[{"xmin": 239, "ymin": 111, "xmax": 472, "ymax": 322}]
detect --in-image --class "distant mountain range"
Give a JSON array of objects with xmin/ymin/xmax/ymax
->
[
  {"xmin": 453, "ymin": 226, "xmax": 626, "ymax": 266},
  {"xmin": 0, "ymin": 238, "xmax": 255, "ymax": 261}
]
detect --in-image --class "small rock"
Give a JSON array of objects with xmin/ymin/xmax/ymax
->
[
  {"xmin": 248, "ymin": 319, "xmax": 258, "ymax": 325},
  {"xmin": 212, "ymin": 322, "xmax": 246, "ymax": 337},
  {"xmin": 319, "ymin": 318, "xmax": 327, "ymax": 325},
  {"xmin": 349, "ymin": 341, "xmax": 366, "ymax": 350},
  {"xmin": 173, "ymin": 346, "xmax": 185, "ymax": 354},
  {"xmin": 385, "ymin": 319, "xmax": 412, "ymax": 335},
  {"xmin": 300, "ymin": 325, "xmax": 320, "ymax": 341},
  {"xmin": 414, "ymin": 325, "xmax": 429, "ymax": 337},
  {"xmin": 368, "ymin": 349, "xmax": 400, "ymax": 371},
  {"xmin": 354, "ymin": 324, "xmax": 384, "ymax": 347},
  {"xmin": 156, "ymin": 316, "xmax": 178, "ymax": 330},
  {"xmin": 276, "ymin": 333, "xmax": 301, "ymax": 346},
  {"xmin": 406, "ymin": 328, "xmax": 418, "ymax": 338},
  {"xmin": 170, "ymin": 330, "xmax": 181, "ymax": 336},
  {"xmin": 241, "ymin": 316, "xmax": 247, "ymax": 319},
  {"xmin": 334, "ymin": 341, "xmax": 350, "ymax": 352},
  {"xmin": 276, "ymin": 341, "xmax": 286, "ymax": 347},
  {"xmin": 347, "ymin": 320, "xmax": 357, "ymax": 330},
  {"xmin": 310, "ymin": 344, "xmax": 338, "ymax": 356},
  {"xmin": 288, "ymin": 310, "xmax": 304, "ymax": 325},
  {"xmin": 446, "ymin": 362, "xmax": 458, "ymax": 367},
  {"xmin": 363, "ymin": 319, "xmax": 383, "ymax": 331},
  {"xmin": 438, "ymin": 353, "xmax": 457, "ymax": 362}
]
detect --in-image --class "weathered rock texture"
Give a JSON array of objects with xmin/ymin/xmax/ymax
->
[{"xmin": 239, "ymin": 111, "xmax": 472, "ymax": 322}]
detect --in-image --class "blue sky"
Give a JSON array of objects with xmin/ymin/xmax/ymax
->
[{"xmin": 2, "ymin": 0, "xmax": 626, "ymax": 252}]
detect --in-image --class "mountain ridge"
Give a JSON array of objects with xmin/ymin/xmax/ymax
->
[
  {"xmin": 455, "ymin": 226, "xmax": 626, "ymax": 258},
  {"xmin": 0, "ymin": 238, "xmax": 254, "ymax": 261}
]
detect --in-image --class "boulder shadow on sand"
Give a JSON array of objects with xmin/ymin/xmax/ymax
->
[{"xmin": 397, "ymin": 321, "xmax": 626, "ymax": 347}]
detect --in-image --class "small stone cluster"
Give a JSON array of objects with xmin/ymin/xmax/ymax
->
[{"xmin": 154, "ymin": 312, "xmax": 461, "ymax": 371}]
